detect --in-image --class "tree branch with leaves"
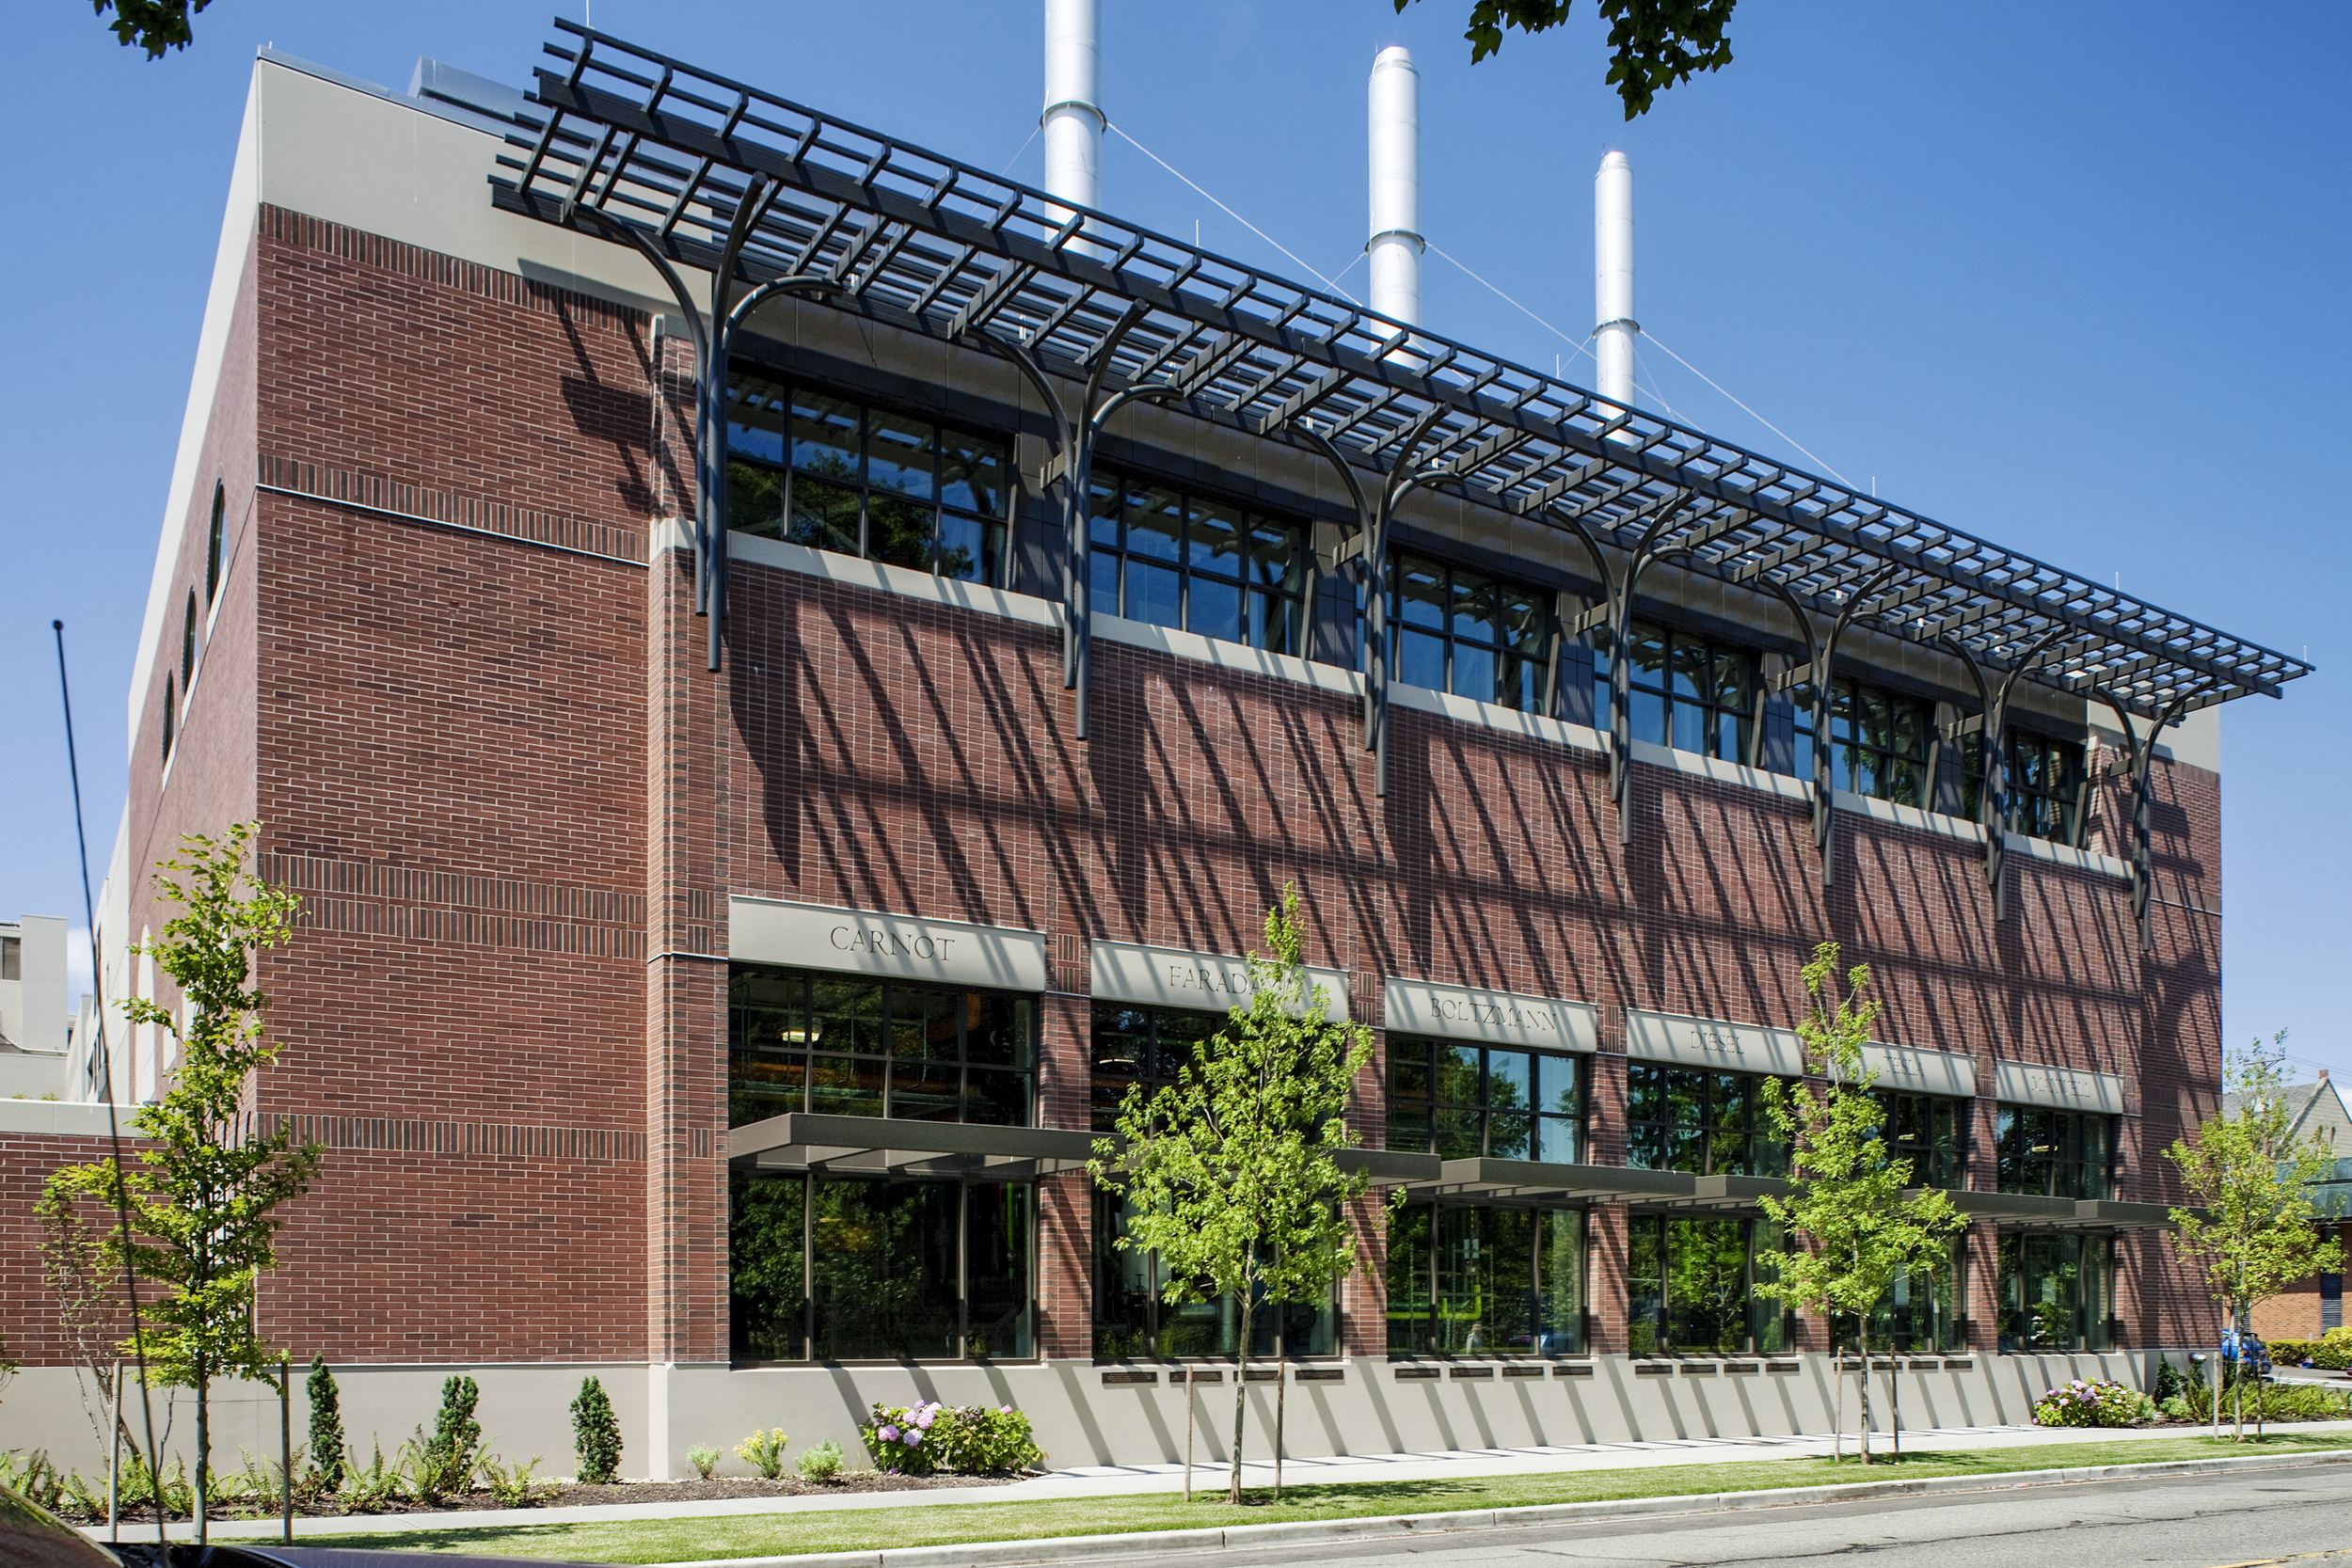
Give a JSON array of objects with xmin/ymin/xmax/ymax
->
[
  {"xmin": 1392, "ymin": 0, "xmax": 1736, "ymax": 118},
  {"xmin": 40, "ymin": 823, "xmax": 322, "ymax": 1540}
]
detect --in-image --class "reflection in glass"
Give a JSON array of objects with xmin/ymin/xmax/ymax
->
[{"xmin": 1389, "ymin": 1205, "xmax": 1583, "ymax": 1357}]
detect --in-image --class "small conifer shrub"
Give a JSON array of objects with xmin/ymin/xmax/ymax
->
[{"xmin": 571, "ymin": 1376, "xmax": 623, "ymax": 1484}]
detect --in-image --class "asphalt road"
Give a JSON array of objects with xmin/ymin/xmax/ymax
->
[{"xmin": 1152, "ymin": 1464, "xmax": 2352, "ymax": 1568}]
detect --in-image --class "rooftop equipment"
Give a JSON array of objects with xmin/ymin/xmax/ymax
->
[
  {"xmin": 1594, "ymin": 150, "xmax": 1635, "ymax": 412},
  {"xmin": 1042, "ymin": 0, "xmax": 1102, "ymax": 216},
  {"xmin": 1367, "ymin": 45, "xmax": 1422, "ymax": 328}
]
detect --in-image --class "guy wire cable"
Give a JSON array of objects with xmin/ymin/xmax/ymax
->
[{"xmin": 53, "ymin": 619, "xmax": 167, "ymax": 1550}]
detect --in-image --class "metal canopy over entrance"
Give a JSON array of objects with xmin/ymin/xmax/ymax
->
[{"xmin": 488, "ymin": 24, "xmax": 2304, "ymax": 931}]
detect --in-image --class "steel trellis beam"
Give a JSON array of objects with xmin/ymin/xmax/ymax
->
[{"xmin": 493, "ymin": 22, "xmax": 2310, "ymax": 724}]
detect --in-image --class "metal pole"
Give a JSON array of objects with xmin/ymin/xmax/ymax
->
[
  {"xmin": 107, "ymin": 1360, "xmax": 121, "ymax": 1539},
  {"xmin": 54, "ymin": 622, "xmax": 167, "ymax": 1551},
  {"xmin": 280, "ymin": 1354, "xmax": 294, "ymax": 1542}
]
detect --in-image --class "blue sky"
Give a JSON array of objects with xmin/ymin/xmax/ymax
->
[{"xmin": 1, "ymin": 2, "xmax": 2343, "ymax": 1082}]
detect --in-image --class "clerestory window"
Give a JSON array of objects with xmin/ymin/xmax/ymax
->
[{"xmin": 724, "ymin": 373, "xmax": 1011, "ymax": 587}]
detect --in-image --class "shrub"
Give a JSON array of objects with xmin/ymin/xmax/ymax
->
[
  {"xmin": 480, "ymin": 1454, "xmax": 555, "ymax": 1508},
  {"xmin": 687, "ymin": 1444, "xmax": 722, "ymax": 1480},
  {"xmin": 860, "ymin": 1402, "xmax": 1044, "ymax": 1476},
  {"xmin": 2031, "ymin": 1378, "xmax": 2157, "ymax": 1428},
  {"xmin": 307, "ymin": 1355, "xmax": 348, "ymax": 1495},
  {"xmin": 417, "ymin": 1374, "xmax": 485, "ymax": 1498},
  {"xmin": 345, "ymin": 1441, "xmax": 411, "ymax": 1513},
  {"xmin": 734, "ymin": 1428, "xmax": 788, "ymax": 1481},
  {"xmin": 796, "ymin": 1441, "xmax": 844, "ymax": 1483},
  {"xmin": 571, "ymin": 1376, "xmax": 623, "ymax": 1484}
]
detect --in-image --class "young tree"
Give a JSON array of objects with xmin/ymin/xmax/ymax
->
[
  {"xmin": 1089, "ymin": 885, "xmax": 1383, "ymax": 1504},
  {"xmin": 40, "ymin": 823, "xmax": 322, "ymax": 1540},
  {"xmin": 2166, "ymin": 1031, "xmax": 2346, "ymax": 1443},
  {"xmin": 1755, "ymin": 942, "xmax": 1963, "ymax": 1464}
]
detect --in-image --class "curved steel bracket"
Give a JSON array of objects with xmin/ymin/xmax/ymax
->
[
  {"xmin": 1979, "ymin": 625, "xmax": 2067, "ymax": 918},
  {"xmin": 2098, "ymin": 686, "xmax": 2203, "ymax": 953},
  {"xmin": 705, "ymin": 261, "xmax": 838, "ymax": 672},
  {"xmin": 1302, "ymin": 409, "xmax": 1445, "ymax": 798}
]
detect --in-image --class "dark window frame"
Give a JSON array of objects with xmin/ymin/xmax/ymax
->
[
  {"xmin": 1092, "ymin": 1189, "xmax": 1338, "ymax": 1362},
  {"xmin": 1994, "ymin": 1103, "xmax": 2117, "ymax": 1199},
  {"xmin": 1595, "ymin": 619, "xmax": 1758, "ymax": 765},
  {"xmin": 728, "ymin": 964, "xmax": 1039, "ymax": 1132},
  {"xmin": 1963, "ymin": 728, "xmax": 2086, "ymax": 846},
  {"xmin": 1793, "ymin": 677, "xmax": 1936, "ymax": 807},
  {"xmin": 1625, "ymin": 1213, "xmax": 1793, "ymax": 1355},
  {"xmin": 729, "ymin": 1169, "xmax": 1038, "ymax": 1365},
  {"xmin": 1387, "ymin": 550, "xmax": 1551, "ymax": 714},
  {"xmin": 161, "ymin": 673, "xmax": 174, "ymax": 767},
  {"xmin": 183, "ymin": 591, "xmax": 199, "ymax": 689},
  {"xmin": 1997, "ymin": 1229, "xmax": 2119, "ymax": 1353},
  {"xmin": 1624, "ymin": 1062, "xmax": 1788, "ymax": 1177},
  {"xmin": 723, "ymin": 371, "xmax": 1014, "ymax": 588},
  {"xmin": 1386, "ymin": 1201, "xmax": 1586, "ymax": 1358},
  {"xmin": 205, "ymin": 480, "xmax": 225, "ymax": 604},
  {"xmin": 1088, "ymin": 470, "xmax": 1308, "ymax": 657},
  {"xmin": 1872, "ymin": 1089, "xmax": 1968, "ymax": 1191},
  {"xmin": 1385, "ymin": 1036, "xmax": 1584, "ymax": 1164}
]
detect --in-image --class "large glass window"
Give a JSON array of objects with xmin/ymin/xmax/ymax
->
[
  {"xmin": 1962, "ymin": 729, "xmax": 2087, "ymax": 845},
  {"xmin": 1091, "ymin": 1003, "xmax": 1234, "ymax": 1133},
  {"xmin": 1089, "ymin": 475, "xmax": 1306, "ymax": 654},
  {"xmin": 1093, "ymin": 1190, "xmax": 1337, "ymax": 1361},
  {"xmin": 1792, "ymin": 679, "xmax": 1934, "ymax": 807},
  {"xmin": 1997, "ymin": 1231, "xmax": 2117, "ymax": 1352},
  {"xmin": 725, "ymin": 373, "xmax": 1011, "ymax": 586},
  {"xmin": 1386, "ymin": 1038, "xmax": 1582, "ymax": 1163},
  {"xmin": 1388, "ymin": 1205, "xmax": 1583, "ymax": 1357},
  {"xmin": 1995, "ymin": 1105, "xmax": 2116, "ymax": 1199},
  {"xmin": 1594, "ymin": 620, "xmax": 1756, "ymax": 763},
  {"xmin": 1389, "ymin": 553, "xmax": 1549, "ymax": 713},
  {"xmin": 1874, "ymin": 1091, "xmax": 1967, "ymax": 1191},
  {"xmin": 1626, "ymin": 1215, "xmax": 1791, "ymax": 1354},
  {"xmin": 728, "ymin": 966, "xmax": 1035, "ymax": 1130},
  {"xmin": 1625, "ymin": 1063, "xmax": 1787, "ymax": 1177},
  {"xmin": 729, "ymin": 1173, "xmax": 1033, "ymax": 1363},
  {"xmin": 1855, "ymin": 1234, "xmax": 1967, "ymax": 1353}
]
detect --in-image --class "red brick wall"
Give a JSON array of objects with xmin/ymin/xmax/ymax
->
[{"xmin": 24, "ymin": 201, "xmax": 2226, "ymax": 1374}]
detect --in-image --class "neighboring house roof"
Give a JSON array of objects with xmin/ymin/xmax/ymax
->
[{"xmin": 2222, "ymin": 1076, "xmax": 2352, "ymax": 1152}]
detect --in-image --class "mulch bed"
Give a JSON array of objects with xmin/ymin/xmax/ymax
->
[{"xmin": 62, "ymin": 1470, "xmax": 1025, "ymax": 1526}]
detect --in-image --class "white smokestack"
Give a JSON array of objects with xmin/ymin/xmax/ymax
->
[
  {"xmin": 1594, "ymin": 150, "xmax": 1636, "ymax": 412},
  {"xmin": 1367, "ymin": 45, "xmax": 1422, "ymax": 327},
  {"xmin": 1042, "ymin": 0, "xmax": 1102, "ymax": 216}
]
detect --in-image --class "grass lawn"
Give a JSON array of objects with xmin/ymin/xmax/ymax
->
[{"xmin": 310, "ymin": 1432, "xmax": 2352, "ymax": 1564}]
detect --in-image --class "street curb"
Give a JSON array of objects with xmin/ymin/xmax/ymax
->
[{"xmin": 652, "ymin": 1448, "xmax": 2352, "ymax": 1568}]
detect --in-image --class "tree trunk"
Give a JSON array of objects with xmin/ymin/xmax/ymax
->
[
  {"xmin": 1857, "ymin": 1325, "xmax": 1871, "ymax": 1465},
  {"xmin": 1230, "ymin": 1347, "xmax": 1247, "ymax": 1504},
  {"xmin": 195, "ymin": 1366, "xmax": 211, "ymax": 1544},
  {"xmin": 1184, "ymin": 1368, "xmax": 1195, "ymax": 1503},
  {"xmin": 1275, "ymin": 1360, "xmax": 1286, "ymax": 1502},
  {"xmin": 2233, "ymin": 1304, "xmax": 2245, "ymax": 1444},
  {"xmin": 1833, "ymin": 1331, "xmax": 1846, "ymax": 1464}
]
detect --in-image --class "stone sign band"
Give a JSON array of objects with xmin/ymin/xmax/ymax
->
[
  {"xmin": 728, "ymin": 896, "xmax": 1051, "ymax": 993},
  {"xmin": 1090, "ymin": 939, "xmax": 1351, "ymax": 1021},
  {"xmin": 1626, "ymin": 1009, "xmax": 1977, "ymax": 1097},
  {"xmin": 1994, "ymin": 1058, "xmax": 2128, "ymax": 1116},
  {"xmin": 1382, "ymin": 976, "xmax": 1598, "ymax": 1052}
]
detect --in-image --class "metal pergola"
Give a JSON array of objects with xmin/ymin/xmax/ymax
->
[{"xmin": 489, "ymin": 22, "xmax": 2306, "ymax": 941}]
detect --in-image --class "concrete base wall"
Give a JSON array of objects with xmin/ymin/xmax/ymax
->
[{"xmin": 6, "ymin": 1353, "xmax": 2157, "ymax": 1482}]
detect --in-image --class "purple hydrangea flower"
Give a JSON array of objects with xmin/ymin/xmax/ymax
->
[
  {"xmin": 904, "ymin": 1430, "xmax": 923, "ymax": 1447},
  {"xmin": 878, "ymin": 1424, "xmax": 900, "ymax": 1443}
]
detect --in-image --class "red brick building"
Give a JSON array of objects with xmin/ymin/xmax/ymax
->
[{"xmin": 5, "ymin": 30, "xmax": 2310, "ymax": 1476}]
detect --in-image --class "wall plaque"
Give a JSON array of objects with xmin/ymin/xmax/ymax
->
[
  {"xmin": 1089, "ymin": 939, "xmax": 1349, "ymax": 1021},
  {"xmin": 1382, "ymin": 976, "xmax": 1597, "ymax": 1052},
  {"xmin": 1994, "ymin": 1059, "xmax": 2127, "ymax": 1116},
  {"xmin": 728, "ymin": 896, "xmax": 1049, "ymax": 993}
]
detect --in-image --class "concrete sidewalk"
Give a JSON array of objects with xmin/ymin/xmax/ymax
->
[{"xmin": 92, "ymin": 1417, "xmax": 2352, "ymax": 1544}]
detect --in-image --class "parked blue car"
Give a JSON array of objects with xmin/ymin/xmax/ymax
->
[{"xmin": 2220, "ymin": 1328, "xmax": 2274, "ymax": 1377}]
